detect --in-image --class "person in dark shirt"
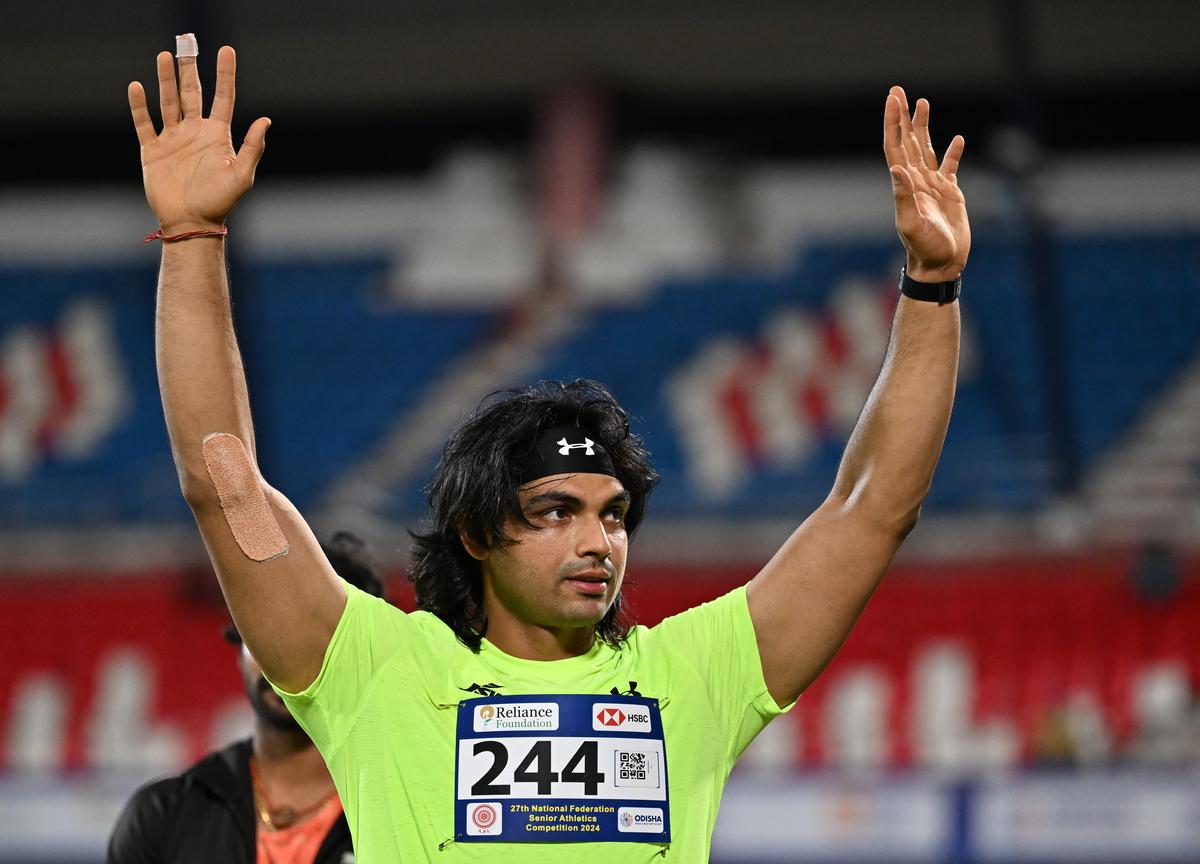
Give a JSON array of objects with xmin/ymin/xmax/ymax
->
[{"xmin": 107, "ymin": 532, "xmax": 384, "ymax": 864}]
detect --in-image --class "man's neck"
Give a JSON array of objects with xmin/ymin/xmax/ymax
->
[
  {"xmin": 484, "ymin": 616, "xmax": 596, "ymax": 661},
  {"xmin": 252, "ymin": 721, "xmax": 328, "ymax": 783}
]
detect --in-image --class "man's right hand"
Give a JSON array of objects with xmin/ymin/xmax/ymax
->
[{"xmin": 128, "ymin": 43, "xmax": 270, "ymax": 235}]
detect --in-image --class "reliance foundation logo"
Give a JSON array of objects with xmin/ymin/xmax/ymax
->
[{"xmin": 474, "ymin": 702, "xmax": 559, "ymax": 732}]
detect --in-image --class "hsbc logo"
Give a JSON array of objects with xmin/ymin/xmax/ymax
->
[
  {"xmin": 597, "ymin": 707, "xmax": 625, "ymax": 726},
  {"xmin": 592, "ymin": 703, "xmax": 651, "ymax": 733},
  {"xmin": 557, "ymin": 437, "xmax": 595, "ymax": 456}
]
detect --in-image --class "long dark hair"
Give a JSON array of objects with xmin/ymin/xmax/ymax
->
[{"xmin": 409, "ymin": 380, "xmax": 659, "ymax": 652}]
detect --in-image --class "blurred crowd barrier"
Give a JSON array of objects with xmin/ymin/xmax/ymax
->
[{"xmin": 4, "ymin": 554, "xmax": 1198, "ymax": 779}]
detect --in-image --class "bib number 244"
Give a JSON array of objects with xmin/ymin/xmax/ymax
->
[{"xmin": 471, "ymin": 739, "xmax": 604, "ymax": 796}]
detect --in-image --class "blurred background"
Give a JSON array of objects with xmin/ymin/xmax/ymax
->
[{"xmin": 3, "ymin": 1, "xmax": 1200, "ymax": 861}]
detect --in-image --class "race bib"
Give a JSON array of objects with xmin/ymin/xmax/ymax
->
[{"xmin": 454, "ymin": 694, "xmax": 670, "ymax": 843}]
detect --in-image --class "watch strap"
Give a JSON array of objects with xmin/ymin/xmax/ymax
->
[{"xmin": 899, "ymin": 267, "xmax": 961, "ymax": 304}]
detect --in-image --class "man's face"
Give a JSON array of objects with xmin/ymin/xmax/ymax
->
[
  {"xmin": 238, "ymin": 643, "xmax": 303, "ymax": 732},
  {"xmin": 477, "ymin": 472, "xmax": 631, "ymax": 633}
]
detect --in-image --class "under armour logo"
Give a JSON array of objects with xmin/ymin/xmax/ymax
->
[
  {"xmin": 609, "ymin": 681, "xmax": 642, "ymax": 697},
  {"xmin": 461, "ymin": 682, "xmax": 504, "ymax": 697},
  {"xmin": 557, "ymin": 437, "xmax": 595, "ymax": 456}
]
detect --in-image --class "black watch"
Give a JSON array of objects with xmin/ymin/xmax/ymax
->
[{"xmin": 898, "ymin": 267, "xmax": 961, "ymax": 304}]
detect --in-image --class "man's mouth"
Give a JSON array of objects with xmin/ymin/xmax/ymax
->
[{"xmin": 564, "ymin": 569, "xmax": 611, "ymax": 595}]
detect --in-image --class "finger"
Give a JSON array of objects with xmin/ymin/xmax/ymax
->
[
  {"xmin": 211, "ymin": 45, "xmax": 236, "ymax": 124},
  {"xmin": 235, "ymin": 117, "xmax": 272, "ymax": 185},
  {"xmin": 940, "ymin": 134, "xmax": 966, "ymax": 178},
  {"xmin": 178, "ymin": 53, "xmax": 202, "ymax": 119},
  {"xmin": 891, "ymin": 165, "xmax": 923, "ymax": 224},
  {"xmin": 882, "ymin": 92, "xmax": 906, "ymax": 167},
  {"xmin": 913, "ymin": 98, "xmax": 939, "ymax": 171},
  {"xmin": 892, "ymin": 86, "xmax": 924, "ymax": 169},
  {"xmin": 127, "ymin": 82, "xmax": 157, "ymax": 146},
  {"xmin": 156, "ymin": 51, "xmax": 180, "ymax": 127}
]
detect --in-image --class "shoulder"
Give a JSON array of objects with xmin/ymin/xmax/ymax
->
[
  {"xmin": 107, "ymin": 775, "xmax": 185, "ymax": 860},
  {"xmin": 647, "ymin": 585, "xmax": 750, "ymax": 640},
  {"xmin": 114, "ymin": 739, "xmax": 247, "ymax": 831},
  {"xmin": 408, "ymin": 608, "xmax": 472, "ymax": 653},
  {"xmin": 186, "ymin": 738, "xmax": 251, "ymax": 787},
  {"xmin": 123, "ymin": 774, "xmax": 186, "ymax": 818},
  {"xmin": 108, "ymin": 741, "xmax": 252, "ymax": 863}
]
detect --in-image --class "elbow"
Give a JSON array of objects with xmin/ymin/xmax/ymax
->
[
  {"xmin": 882, "ymin": 491, "xmax": 926, "ymax": 541},
  {"xmin": 894, "ymin": 502, "xmax": 923, "ymax": 541},
  {"xmin": 178, "ymin": 464, "xmax": 279, "ymax": 516},
  {"xmin": 178, "ymin": 465, "xmax": 220, "ymax": 511},
  {"xmin": 833, "ymin": 487, "xmax": 925, "ymax": 542},
  {"xmin": 176, "ymin": 433, "xmax": 268, "ymax": 513},
  {"xmin": 871, "ymin": 503, "xmax": 923, "ymax": 543}
]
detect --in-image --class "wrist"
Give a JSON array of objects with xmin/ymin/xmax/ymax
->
[
  {"xmin": 904, "ymin": 259, "xmax": 962, "ymax": 284},
  {"xmin": 145, "ymin": 225, "xmax": 228, "ymax": 245},
  {"xmin": 899, "ymin": 266, "xmax": 960, "ymax": 304},
  {"xmin": 158, "ymin": 221, "xmax": 225, "ymax": 236}
]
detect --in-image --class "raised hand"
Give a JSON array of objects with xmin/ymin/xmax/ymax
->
[
  {"xmin": 883, "ymin": 86, "xmax": 970, "ymax": 283},
  {"xmin": 128, "ymin": 43, "xmax": 270, "ymax": 235}
]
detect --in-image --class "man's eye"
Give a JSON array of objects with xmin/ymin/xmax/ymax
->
[
  {"xmin": 544, "ymin": 508, "xmax": 568, "ymax": 519},
  {"xmin": 607, "ymin": 509, "xmax": 626, "ymax": 523}
]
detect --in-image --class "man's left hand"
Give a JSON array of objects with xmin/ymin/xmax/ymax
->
[{"xmin": 884, "ymin": 85, "xmax": 970, "ymax": 283}]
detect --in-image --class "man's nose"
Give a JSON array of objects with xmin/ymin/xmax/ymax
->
[{"xmin": 577, "ymin": 514, "xmax": 613, "ymax": 559}]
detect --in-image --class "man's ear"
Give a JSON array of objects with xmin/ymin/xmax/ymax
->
[{"xmin": 459, "ymin": 526, "xmax": 489, "ymax": 561}]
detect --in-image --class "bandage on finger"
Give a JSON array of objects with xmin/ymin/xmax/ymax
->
[
  {"xmin": 202, "ymin": 433, "xmax": 289, "ymax": 562},
  {"xmin": 175, "ymin": 32, "xmax": 199, "ymax": 59}
]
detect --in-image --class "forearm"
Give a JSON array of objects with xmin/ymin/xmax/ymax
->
[
  {"xmin": 829, "ymin": 294, "xmax": 960, "ymax": 533},
  {"xmin": 155, "ymin": 237, "xmax": 257, "ymax": 500}
]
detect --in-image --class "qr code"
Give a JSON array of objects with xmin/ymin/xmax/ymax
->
[{"xmin": 618, "ymin": 751, "xmax": 648, "ymax": 781}]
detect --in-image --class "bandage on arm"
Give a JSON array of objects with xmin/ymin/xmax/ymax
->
[{"xmin": 202, "ymin": 433, "xmax": 288, "ymax": 562}]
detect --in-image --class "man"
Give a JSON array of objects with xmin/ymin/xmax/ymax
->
[
  {"xmin": 106, "ymin": 533, "xmax": 383, "ymax": 864},
  {"xmin": 127, "ymin": 36, "xmax": 967, "ymax": 861}
]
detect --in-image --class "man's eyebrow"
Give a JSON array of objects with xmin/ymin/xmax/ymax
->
[
  {"xmin": 523, "ymin": 491, "xmax": 584, "ymax": 509},
  {"xmin": 521, "ymin": 489, "xmax": 631, "ymax": 511}
]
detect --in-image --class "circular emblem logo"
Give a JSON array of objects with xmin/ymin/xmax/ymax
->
[
  {"xmin": 621, "ymin": 811, "xmax": 634, "ymax": 828},
  {"xmin": 478, "ymin": 705, "xmax": 495, "ymax": 720},
  {"xmin": 472, "ymin": 804, "xmax": 498, "ymax": 830}
]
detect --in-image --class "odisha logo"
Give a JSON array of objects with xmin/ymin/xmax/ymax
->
[
  {"xmin": 596, "ymin": 708, "xmax": 626, "ymax": 727},
  {"xmin": 620, "ymin": 811, "xmax": 635, "ymax": 829},
  {"xmin": 472, "ymin": 804, "xmax": 498, "ymax": 829},
  {"xmin": 478, "ymin": 705, "xmax": 496, "ymax": 722}
]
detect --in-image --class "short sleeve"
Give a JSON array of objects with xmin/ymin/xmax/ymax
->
[
  {"xmin": 267, "ymin": 581, "xmax": 420, "ymax": 757},
  {"xmin": 651, "ymin": 585, "xmax": 793, "ymax": 761}
]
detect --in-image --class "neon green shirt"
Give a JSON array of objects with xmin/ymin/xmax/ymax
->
[{"xmin": 272, "ymin": 583, "xmax": 789, "ymax": 861}]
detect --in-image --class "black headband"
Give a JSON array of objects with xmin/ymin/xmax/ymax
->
[{"xmin": 513, "ymin": 425, "xmax": 618, "ymax": 485}]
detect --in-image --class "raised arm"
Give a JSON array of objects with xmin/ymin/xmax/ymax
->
[
  {"xmin": 746, "ymin": 86, "xmax": 968, "ymax": 706},
  {"xmin": 129, "ymin": 41, "xmax": 344, "ymax": 692}
]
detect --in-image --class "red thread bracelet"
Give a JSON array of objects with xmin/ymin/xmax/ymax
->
[{"xmin": 143, "ymin": 226, "xmax": 229, "ymax": 243}]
